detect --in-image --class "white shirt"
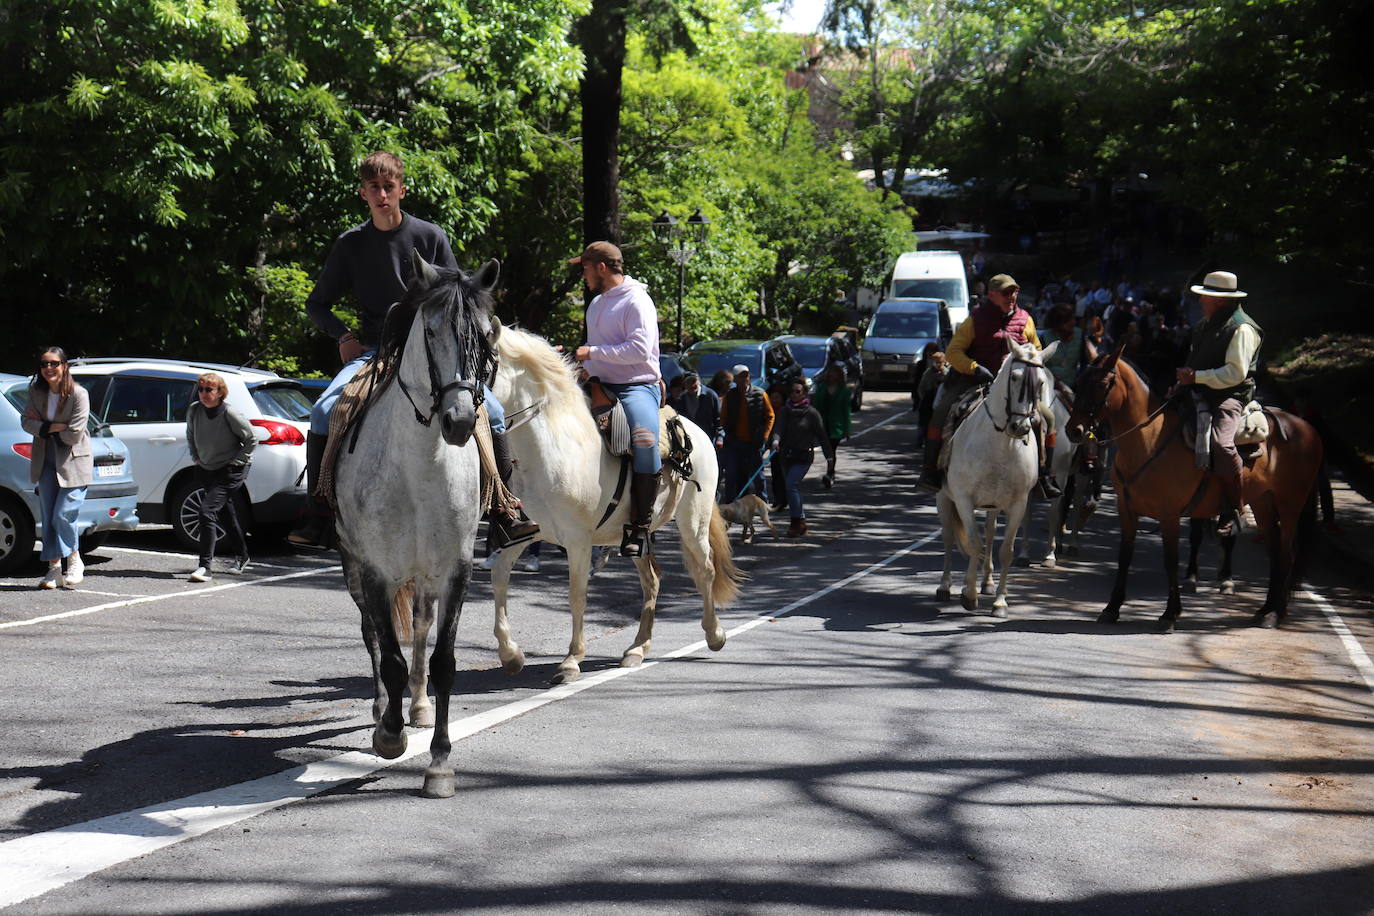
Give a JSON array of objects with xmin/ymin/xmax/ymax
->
[{"xmin": 1195, "ymin": 323, "xmax": 1261, "ymax": 391}]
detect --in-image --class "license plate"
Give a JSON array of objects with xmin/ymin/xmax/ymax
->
[
  {"xmin": 881, "ymin": 364, "xmax": 908, "ymax": 375},
  {"xmin": 96, "ymin": 463, "xmax": 123, "ymax": 478}
]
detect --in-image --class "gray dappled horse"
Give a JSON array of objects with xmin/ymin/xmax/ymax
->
[{"xmin": 333, "ymin": 251, "xmax": 498, "ymax": 798}]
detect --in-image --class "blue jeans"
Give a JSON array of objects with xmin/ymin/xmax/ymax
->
[
  {"xmin": 604, "ymin": 382, "xmax": 661, "ymax": 474},
  {"xmin": 310, "ymin": 349, "xmax": 505, "ymax": 435},
  {"xmin": 723, "ymin": 440, "xmax": 767, "ymax": 502},
  {"xmin": 783, "ymin": 459, "xmax": 812, "ymax": 520},
  {"xmin": 38, "ymin": 449, "xmax": 86, "ymax": 561}
]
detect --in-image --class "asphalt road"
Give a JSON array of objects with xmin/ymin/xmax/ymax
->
[{"xmin": 2, "ymin": 392, "xmax": 1372, "ymax": 914}]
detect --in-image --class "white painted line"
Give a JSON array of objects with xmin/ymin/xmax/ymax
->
[
  {"xmin": 849, "ymin": 408, "xmax": 909, "ymax": 440},
  {"xmin": 0, "ymin": 566, "xmax": 343, "ymax": 630},
  {"xmin": 1305, "ymin": 589, "xmax": 1374, "ymax": 695},
  {"xmin": 60, "ymin": 589, "xmax": 150, "ymax": 599},
  {"xmin": 0, "ymin": 534, "xmax": 936, "ymax": 908}
]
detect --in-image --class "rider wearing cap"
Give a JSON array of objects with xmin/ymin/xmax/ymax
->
[
  {"xmin": 1176, "ymin": 270, "xmax": 1263, "ymax": 535},
  {"xmin": 570, "ymin": 241, "xmax": 664, "ymax": 558},
  {"xmin": 917, "ymin": 273, "xmax": 1062, "ymax": 498}
]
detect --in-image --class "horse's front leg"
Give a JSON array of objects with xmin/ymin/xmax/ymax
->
[
  {"xmin": 554, "ymin": 547, "xmax": 592, "ymax": 685},
  {"xmin": 1156, "ymin": 516, "xmax": 1184, "ymax": 633},
  {"xmin": 421, "ymin": 562, "xmax": 470, "ymax": 799},
  {"xmin": 935, "ymin": 496, "xmax": 954, "ymax": 602},
  {"xmin": 1100, "ymin": 508, "xmax": 1138, "ymax": 624},
  {"xmin": 359, "ymin": 571, "xmax": 409, "ymax": 760},
  {"xmin": 960, "ymin": 507, "xmax": 982, "ymax": 611},
  {"xmin": 489, "ymin": 548, "xmax": 525, "ymax": 675},
  {"xmin": 622, "ymin": 554, "xmax": 661, "ymax": 667},
  {"xmin": 1184, "ymin": 518, "xmax": 1204, "ymax": 593},
  {"xmin": 1217, "ymin": 524, "xmax": 1237, "ymax": 595},
  {"xmin": 994, "ymin": 503, "xmax": 1028, "ymax": 616},
  {"xmin": 980, "ymin": 510, "xmax": 998, "ymax": 596},
  {"xmin": 1254, "ymin": 494, "xmax": 1289, "ymax": 627},
  {"xmin": 403, "ymin": 583, "xmax": 437, "ymax": 727}
]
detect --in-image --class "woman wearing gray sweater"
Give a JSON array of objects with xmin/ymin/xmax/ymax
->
[{"xmin": 185, "ymin": 372, "xmax": 256, "ymax": 581}]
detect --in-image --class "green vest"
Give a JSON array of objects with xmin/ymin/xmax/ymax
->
[{"xmin": 1186, "ymin": 304, "xmax": 1263, "ymax": 406}]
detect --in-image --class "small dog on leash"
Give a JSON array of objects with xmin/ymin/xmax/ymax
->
[{"xmin": 717, "ymin": 494, "xmax": 778, "ymax": 543}]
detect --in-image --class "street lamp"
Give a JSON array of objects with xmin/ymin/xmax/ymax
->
[{"xmin": 651, "ymin": 207, "xmax": 710, "ymax": 350}]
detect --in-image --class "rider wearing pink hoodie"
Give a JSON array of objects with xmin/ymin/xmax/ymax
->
[{"xmin": 570, "ymin": 241, "xmax": 663, "ymax": 557}]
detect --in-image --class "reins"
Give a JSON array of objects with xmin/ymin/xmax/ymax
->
[
  {"xmin": 390, "ymin": 292, "xmax": 494, "ymax": 428},
  {"xmin": 981, "ymin": 353, "xmax": 1045, "ymax": 437}
]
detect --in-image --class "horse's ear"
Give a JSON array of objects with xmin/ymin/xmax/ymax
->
[
  {"xmin": 1040, "ymin": 339, "xmax": 1059, "ymax": 363},
  {"xmin": 410, "ymin": 249, "xmax": 439, "ymax": 291},
  {"xmin": 475, "ymin": 258, "xmax": 500, "ymax": 291},
  {"xmin": 1104, "ymin": 342, "xmax": 1125, "ymax": 369},
  {"xmin": 489, "ymin": 315, "xmax": 503, "ymax": 344}
]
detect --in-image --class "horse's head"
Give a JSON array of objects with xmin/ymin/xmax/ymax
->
[
  {"xmin": 996, "ymin": 338, "xmax": 1044, "ymax": 439},
  {"xmin": 394, "ymin": 250, "xmax": 500, "ymax": 447},
  {"xmin": 1066, "ymin": 343, "xmax": 1124, "ymax": 444}
]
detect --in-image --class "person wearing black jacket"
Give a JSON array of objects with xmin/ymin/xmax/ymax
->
[{"xmin": 769, "ymin": 380, "xmax": 836, "ymax": 537}]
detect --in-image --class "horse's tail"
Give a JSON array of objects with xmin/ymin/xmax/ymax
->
[
  {"xmin": 708, "ymin": 504, "xmax": 744, "ymax": 606},
  {"xmin": 391, "ymin": 579, "xmax": 415, "ymax": 643}
]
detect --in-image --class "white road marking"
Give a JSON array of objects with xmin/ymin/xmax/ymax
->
[
  {"xmin": 0, "ymin": 566, "xmax": 343, "ymax": 630},
  {"xmin": 0, "ymin": 533, "xmax": 938, "ymax": 909},
  {"xmin": 1305, "ymin": 589, "xmax": 1374, "ymax": 695},
  {"xmin": 848, "ymin": 407, "xmax": 909, "ymax": 440}
]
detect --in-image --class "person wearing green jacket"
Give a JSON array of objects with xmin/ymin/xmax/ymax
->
[{"xmin": 809, "ymin": 363, "xmax": 852, "ymax": 487}]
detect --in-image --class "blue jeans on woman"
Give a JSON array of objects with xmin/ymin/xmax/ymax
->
[
  {"xmin": 37, "ymin": 448, "xmax": 86, "ymax": 562},
  {"xmin": 783, "ymin": 458, "xmax": 812, "ymax": 520},
  {"xmin": 604, "ymin": 382, "xmax": 662, "ymax": 474}
]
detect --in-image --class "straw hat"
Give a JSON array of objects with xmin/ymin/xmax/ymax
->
[{"xmin": 1189, "ymin": 270, "xmax": 1247, "ymax": 299}]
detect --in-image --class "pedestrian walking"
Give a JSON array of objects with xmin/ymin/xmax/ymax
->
[
  {"xmin": 185, "ymin": 372, "xmax": 256, "ymax": 582},
  {"xmin": 720, "ymin": 366, "xmax": 774, "ymax": 503},
  {"xmin": 667, "ymin": 372, "xmax": 723, "ymax": 449},
  {"xmin": 21, "ymin": 347, "xmax": 92, "ymax": 590},
  {"xmin": 769, "ymin": 380, "xmax": 835, "ymax": 537},
  {"xmin": 810, "ymin": 363, "xmax": 852, "ymax": 482}
]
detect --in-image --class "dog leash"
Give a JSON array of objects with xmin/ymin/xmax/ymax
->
[{"xmin": 734, "ymin": 448, "xmax": 777, "ymax": 502}]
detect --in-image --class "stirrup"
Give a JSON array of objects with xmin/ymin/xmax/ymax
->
[
  {"xmin": 620, "ymin": 524, "xmax": 648, "ymax": 558},
  {"xmin": 491, "ymin": 507, "xmax": 539, "ymax": 551},
  {"xmin": 1035, "ymin": 474, "xmax": 1063, "ymax": 500}
]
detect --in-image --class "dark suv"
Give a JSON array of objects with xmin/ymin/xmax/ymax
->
[{"xmin": 680, "ymin": 339, "xmax": 805, "ymax": 392}]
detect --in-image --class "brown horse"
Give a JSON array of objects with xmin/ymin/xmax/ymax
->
[{"xmin": 1065, "ymin": 346, "xmax": 1323, "ymax": 632}]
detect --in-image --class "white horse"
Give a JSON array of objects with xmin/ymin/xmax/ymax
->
[
  {"xmin": 484, "ymin": 325, "xmax": 741, "ymax": 684},
  {"xmin": 936, "ymin": 338, "xmax": 1053, "ymax": 615},
  {"xmin": 1015, "ymin": 383, "xmax": 1098, "ymax": 569},
  {"xmin": 333, "ymin": 252, "xmax": 498, "ymax": 799}
]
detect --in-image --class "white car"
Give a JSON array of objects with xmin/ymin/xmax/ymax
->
[{"xmin": 68, "ymin": 358, "xmax": 313, "ymax": 550}]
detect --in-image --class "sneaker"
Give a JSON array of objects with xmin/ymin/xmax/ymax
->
[
  {"xmin": 232, "ymin": 556, "xmax": 250, "ymax": 574},
  {"xmin": 519, "ymin": 555, "xmax": 540, "ymax": 573},
  {"xmin": 65, "ymin": 554, "xmax": 84, "ymax": 586},
  {"xmin": 189, "ymin": 566, "xmax": 212, "ymax": 583},
  {"xmin": 478, "ymin": 552, "xmax": 499, "ymax": 570},
  {"xmin": 40, "ymin": 565, "xmax": 64, "ymax": 589}
]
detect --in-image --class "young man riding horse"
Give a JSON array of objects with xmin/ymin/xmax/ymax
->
[
  {"xmin": 291, "ymin": 151, "xmax": 537, "ymax": 550},
  {"xmin": 570, "ymin": 241, "xmax": 663, "ymax": 558},
  {"xmin": 918, "ymin": 273, "xmax": 1062, "ymax": 498},
  {"xmin": 1175, "ymin": 270, "xmax": 1262, "ymax": 536}
]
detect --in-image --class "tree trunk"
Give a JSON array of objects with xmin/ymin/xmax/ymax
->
[{"xmin": 577, "ymin": 0, "xmax": 628, "ymax": 245}]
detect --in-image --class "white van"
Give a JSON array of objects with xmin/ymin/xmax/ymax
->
[{"xmin": 887, "ymin": 250, "xmax": 970, "ymax": 328}]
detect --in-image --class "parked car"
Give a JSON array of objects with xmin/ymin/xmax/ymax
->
[
  {"xmin": 658, "ymin": 352, "xmax": 688, "ymax": 385},
  {"xmin": 771, "ymin": 333, "xmax": 864, "ymax": 410},
  {"xmin": 0, "ymin": 374, "xmax": 139, "ymax": 573},
  {"xmin": 293, "ymin": 378, "xmax": 331, "ymax": 404},
  {"xmin": 68, "ymin": 358, "xmax": 313, "ymax": 550},
  {"xmin": 680, "ymin": 339, "xmax": 805, "ymax": 393},
  {"xmin": 860, "ymin": 298, "xmax": 953, "ymax": 388}
]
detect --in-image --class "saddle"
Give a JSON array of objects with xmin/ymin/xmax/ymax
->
[
  {"xmin": 318, "ymin": 357, "xmax": 389, "ymax": 508},
  {"xmin": 936, "ymin": 383, "xmax": 1048, "ymax": 471},
  {"xmin": 581, "ymin": 376, "xmax": 698, "ymax": 486},
  {"xmin": 1181, "ymin": 392, "xmax": 1269, "ymax": 470}
]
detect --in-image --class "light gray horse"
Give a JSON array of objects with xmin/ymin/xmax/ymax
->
[{"xmin": 333, "ymin": 251, "xmax": 499, "ymax": 798}]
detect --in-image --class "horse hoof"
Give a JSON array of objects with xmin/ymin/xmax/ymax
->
[
  {"xmin": 992, "ymin": 605, "xmax": 1008, "ymax": 618},
  {"xmin": 960, "ymin": 594, "xmax": 978, "ymax": 611},
  {"xmin": 1013, "ymin": 556, "xmax": 1031, "ymax": 568},
  {"xmin": 705, "ymin": 627, "xmax": 726, "ymax": 652},
  {"xmin": 421, "ymin": 769, "xmax": 456, "ymax": 799},
  {"xmin": 1097, "ymin": 610, "xmax": 1119, "ymax": 624},
  {"xmin": 1184, "ymin": 579, "xmax": 1197, "ymax": 594},
  {"xmin": 550, "ymin": 667, "xmax": 581, "ymax": 686},
  {"xmin": 1220, "ymin": 581, "xmax": 1235, "ymax": 595},
  {"xmin": 502, "ymin": 652, "xmax": 526, "ymax": 676},
  {"xmin": 620, "ymin": 650, "xmax": 645, "ymax": 668},
  {"xmin": 935, "ymin": 587, "xmax": 951, "ymax": 601},
  {"xmin": 409, "ymin": 705, "xmax": 435, "ymax": 728},
  {"xmin": 1155, "ymin": 618, "xmax": 1176, "ymax": 634},
  {"xmin": 372, "ymin": 728, "xmax": 407, "ymax": 760},
  {"xmin": 1042, "ymin": 557, "xmax": 1057, "ymax": 570},
  {"xmin": 1252, "ymin": 611, "xmax": 1276, "ymax": 629}
]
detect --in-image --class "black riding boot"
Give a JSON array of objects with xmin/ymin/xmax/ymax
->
[
  {"xmin": 1035, "ymin": 445, "xmax": 1063, "ymax": 500},
  {"xmin": 288, "ymin": 432, "xmax": 335, "ymax": 549},
  {"xmin": 621, "ymin": 471, "xmax": 661, "ymax": 558},
  {"xmin": 488, "ymin": 430, "xmax": 540, "ymax": 550},
  {"xmin": 916, "ymin": 436, "xmax": 943, "ymax": 492}
]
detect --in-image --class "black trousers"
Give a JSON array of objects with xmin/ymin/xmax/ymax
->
[{"xmin": 197, "ymin": 463, "xmax": 248, "ymax": 566}]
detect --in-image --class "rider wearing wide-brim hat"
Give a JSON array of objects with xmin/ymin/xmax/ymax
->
[
  {"xmin": 1175, "ymin": 269, "xmax": 1263, "ymax": 535},
  {"xmin": 917, "ymin": 273, "xmax": 1062, "ymax": 498}
]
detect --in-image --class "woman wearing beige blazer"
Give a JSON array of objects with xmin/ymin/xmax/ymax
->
[{"xmin": 21, "ymin": 347, "xmax": 93, "ymax": 589}]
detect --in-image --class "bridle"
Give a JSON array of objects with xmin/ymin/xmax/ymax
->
[
  {"xmin": 394, "ymin": 296, "xmax": 495, "ymax": 428},
  {"xmin": 1072, "ymin": 361, "xmax": 1177, "ymax": 445},
  {"xmin": 983, "ymin": 352, "xmax": 1045, "ymax": 437}
]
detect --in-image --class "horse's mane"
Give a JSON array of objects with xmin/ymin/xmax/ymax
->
[
  {"xmin": 376, "ymin": 265, "xmax": 496, "ymax": 384},
  {"xmin": 495, "ymin": 325, "xmax": 593, "ymax": 439}
]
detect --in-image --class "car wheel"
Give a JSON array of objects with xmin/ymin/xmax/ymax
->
[
  {"xmin": 79, "ymin": 531, "xmax": 110, "ymax": 557},
  {"xmin": 170, "ymin": 480, "xmax": 252, "ymax": 553},
  {"xmin": 0, "ymin": 492, "xmax": 36, "ymax": 574}
]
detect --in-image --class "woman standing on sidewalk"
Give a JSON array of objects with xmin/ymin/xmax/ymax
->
[
  {"xmin": 769, "ymin": 380, "xmax": 836, "ymax": 537},
  {"xmin": 21, "ymin": 347, "xmax": 93, "ymax": 589},
  {"xmin": 185, "ymin": 373, "xmax": 256, "ymax": 582}
]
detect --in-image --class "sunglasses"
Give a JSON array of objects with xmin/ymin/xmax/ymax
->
[
  {"xmin": 39, "ymin": 360, "xmax": 63, "ymax": 369},
  {"xmin": 197, "ymin": 386, "xmax": 219, "ymax": 394}
]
